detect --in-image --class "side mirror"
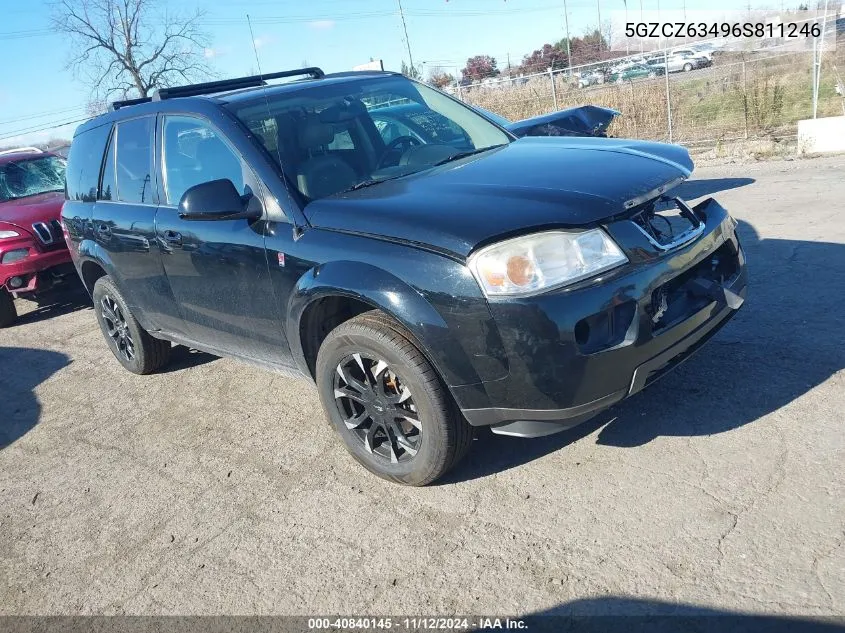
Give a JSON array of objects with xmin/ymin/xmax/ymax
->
[{"xmin": 178, "ymin": 179, "xmax": 261, "ymax": 221}]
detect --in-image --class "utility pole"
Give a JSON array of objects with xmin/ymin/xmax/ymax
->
[
  {"xmin": 639, "ymin": 0, "xmax": 644, "ymax": 53},
  {"xmin": 657, "ymin": 0, "xmax": 662, "ymax": 51},
  {"xmin": 624, "ymin": 0, "xmax": 630, "ymax": 55},
  {"xmin": 397, "ymin": 0, "xmax": 415, "ymax": 72},
  {"xmin": 596, "ymin": 0, "xmax": 603, "ymax": 50},
  {"xmin": 563, "ymin": 0, "xmax": 573, "ymax": 70},
  {"xmin": 814, "ymin": 0, "xmax": 831, "ymax": 118}
]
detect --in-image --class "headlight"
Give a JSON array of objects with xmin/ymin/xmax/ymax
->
[
  {"xmin": 0, "ymin": 230, "xmax": 20, "ymax": 239},
  {"xmin": 468, "ymin": 229, "xmax": 628, "ymax": 297}
]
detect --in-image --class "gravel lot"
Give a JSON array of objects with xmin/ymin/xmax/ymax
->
[{"xmin": 1, "ymin": 156, "xmax": 843, "ymax": 617}]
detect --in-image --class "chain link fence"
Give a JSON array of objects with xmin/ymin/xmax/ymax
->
[{"xmin": 453, "ymin": 47, "xmax": 845, "ymax": 146}]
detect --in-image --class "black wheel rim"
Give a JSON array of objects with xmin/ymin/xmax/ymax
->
[
  {"xmin": 100, "ymin": 295, "xmax": 135, "ymax": 362},
  {"xmin": 333, "ymin": 353, "xmax": 422, "ymax": 464}
]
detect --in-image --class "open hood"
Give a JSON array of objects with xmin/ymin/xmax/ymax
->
[
  {"xmin": 475, "ymin": 105, "xmax": 621, "ymax": 138},
  {"xmin": 505, "ymin": 105, "xmax": 621, "ymax": 138}
]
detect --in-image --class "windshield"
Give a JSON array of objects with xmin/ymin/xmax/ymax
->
[
  {"xmin": 227, "ymin": 75, "xmax": 512, "ymax": 201},
  {"xmin": 0, "ymin": 156, "xmax": 66, "ymax": 203}
]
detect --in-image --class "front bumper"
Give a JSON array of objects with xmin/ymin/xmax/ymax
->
[
  {"xmin": 1, "ymin": 238, "xmax": 73, "ymax": 294},
  {"xmin": 455, "ymin": 197, "xmax": 747, "ymax": 437}
]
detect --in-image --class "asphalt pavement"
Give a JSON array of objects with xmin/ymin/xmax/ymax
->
[{"xmin": 1, "ymin": 155, "xmax": 843, "ymax": 617}]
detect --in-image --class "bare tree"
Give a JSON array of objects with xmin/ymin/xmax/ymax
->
[{"xmin": 52, "ymin": 0, "xmax": 212, "ymax": 100}]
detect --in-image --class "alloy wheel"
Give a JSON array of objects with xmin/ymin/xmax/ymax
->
[
  {"xmin": 100, "ymin": 295, "xmax": 135, "ymax": 362},
  {"xmin": 333, "ymin": 353, "xmax": 422, "ymax": 464}
]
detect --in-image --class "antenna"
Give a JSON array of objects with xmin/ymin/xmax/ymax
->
[
  {"xmin": 396, "ymin": 0, "xmax": 415, "ymax": 71},
  {"xmin": 246, "ymin": 14, "xmax": 303, "ymax": 238}
]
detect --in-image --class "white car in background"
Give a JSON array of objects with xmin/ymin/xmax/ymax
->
[
  {"xmin": 646, "ymin": 52, "xmax": 702, "ymax": 73},
  {"xmin": 671, "ymin": 47, "xmax": 713, "ymax": 68},
  {"xmin": 577, "ymin": 70, "xmax": 605, "ymax": 88}
]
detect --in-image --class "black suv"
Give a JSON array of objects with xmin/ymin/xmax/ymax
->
[{"xmin": 62, "ymin": 68, "xmax": 747, "ymax": 485}]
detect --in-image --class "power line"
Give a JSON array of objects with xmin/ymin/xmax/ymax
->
[
  {"xmin": 198, "ymin": 3, "xmax": 572, "ymax": 25},
  {"xmin": 0, "ymin": 116, "xmax": 92, "ymax": 143},
  {"xmin": 0, "ymin": 29, "xmax": 54, "ymax": 41},
  {"xmin": 0, "ymin": 105, "xmax": 89, "ymax": 127}
]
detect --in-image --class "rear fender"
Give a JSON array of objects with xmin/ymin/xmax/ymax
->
[{"xmin": 75, "ymin": 238, "xmax": 119, "ymax": 293}]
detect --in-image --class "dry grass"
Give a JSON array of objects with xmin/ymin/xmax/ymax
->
[{"xmin": 462, "ymin": 50, "xmax": 845, "ymax": 145}]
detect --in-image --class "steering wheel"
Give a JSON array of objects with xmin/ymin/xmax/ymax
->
[{"xmin": 377, "ymin": 135, "xmax": 422, "ymax": 168}]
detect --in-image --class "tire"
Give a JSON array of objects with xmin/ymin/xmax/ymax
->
[
  {"xmin": 316, "ymin": 310, "xmax": 473, "ymax": 486},
  {"xmin": 683, "ymin": 63, "xmax": 693, "ymax": 72},
  {"xmin": 92, "ymin": 276, "xmax": 170, "ymax": 374},
  {"xmin": 0, "ymin": 288, "xmax": 17, "ymax": 328}
]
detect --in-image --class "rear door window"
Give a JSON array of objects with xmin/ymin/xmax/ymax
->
[{"xmin": 115, "ymin": 117, "xmax": 154, "ymax": 204}]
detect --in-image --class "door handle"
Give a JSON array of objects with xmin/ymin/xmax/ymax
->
[{"xmin": 164, "ymin": 230, "xmax": 182, "ymax": 246}]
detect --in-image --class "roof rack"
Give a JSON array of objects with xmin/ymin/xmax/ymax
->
[
  {"xmin": 112, "ymin": 96, "xmax": 153, "ymax": 111},
  {"xmin": 153, "ymin": 68, "xmax": 325, "ymax": 100},
  {"xmin": 109, "ymin": 67, "xmax": 325, "ymax": 111},
  {"xmin": 0, "ymin": 146, "xmax": 43, "ymax": 156}
]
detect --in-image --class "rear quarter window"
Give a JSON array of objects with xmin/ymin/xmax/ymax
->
[
  {"xmin": 114, "ymin": 117, "xmax": 154, "ymax": 204},
  {"xmin": 66, "ymin": 124, "xmax": 111, "ymax": 202}
]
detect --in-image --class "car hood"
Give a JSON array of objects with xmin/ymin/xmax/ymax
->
[
  {"xmin": 305, "ymin": 136, "xmax": 694, "ymax": 257},
  {"xmin": 0, "ymin": 192, "xmax": 64, "ymax": 230},
  {"xmin": 506, "ymin": 105, "xmax": 621, "ymax": 137}
]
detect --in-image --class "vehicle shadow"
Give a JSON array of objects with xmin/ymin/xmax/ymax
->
[
  {"xmin": 12, "ymin": 282, "xmax": 91, "ymax": 327},
  {"xmin": 675, "ymin": 177, "xmax": 755, "ymax": 199},
  {"xmin": 158, "ymin": 345, "xmax": 218, "ymax": 373},
  {"xmin": 444, "ymin": 219, "xmax": 845, "ymax": 483},
  {"xmin": 505, "ymin": 596, "xmax": 845, "ymax": 632},
  {"xmin": 0, "ymin": 347, "xmax": 71, "ymax": 449}
]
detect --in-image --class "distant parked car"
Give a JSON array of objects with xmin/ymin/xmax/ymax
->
[
  {"xmin": 577, "ymin": 70, "xmax": 605, "ymax": 88},
  {"xmin": 671, "ymin": 48, "xmax": 713, "ymax": 68},
  {"xmin": 688, "ymin": 42, "xmax": 723, "ymax": 55},
  {"xmin": 0, "ymin": 148, "xmax": 76, "ymax": 326},
  {"xmin": 647, "ymin": 53, "xmax": 702, "ymax": 73},
  {"xmin": 607, "ymin": 63, "xmax": 662, "ymax": 83}
]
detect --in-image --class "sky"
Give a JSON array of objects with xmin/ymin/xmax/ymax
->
[{"xmin": 0, "ymin": 0, "xmax": 793, "ymax": 146}]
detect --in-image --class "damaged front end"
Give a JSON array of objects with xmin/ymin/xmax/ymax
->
[
  {"xmin": 628, "ymin": 194, "xmax": 745, "ymax": 331},
  {"xmin": 458, "ymin": 173, "xmax": 748, "ymax": 437}
]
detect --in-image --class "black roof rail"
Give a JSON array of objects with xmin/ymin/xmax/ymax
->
[
  {"xmin": 152, "ymin": 67, "xmax": 325, "ymax": 101},
  {"xmin": 111, "ymin": 96, "xmax": 153, "ymax": 111}
]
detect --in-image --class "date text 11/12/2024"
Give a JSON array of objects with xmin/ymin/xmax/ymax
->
[{"xmin": 307, "ymin": 617, "xmax": 528, "ymax": 630}]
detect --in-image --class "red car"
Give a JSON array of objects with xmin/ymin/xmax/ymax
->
[{"xmin": 0, "ymin": 148, "xmax": 76, "ymax": 326}]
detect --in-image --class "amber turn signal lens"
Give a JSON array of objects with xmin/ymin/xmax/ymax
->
[
  {"xmin": 479, "ymin": 262, "xmax": 506, "ymax": 287},
  {"xmin": 506, "ymin": 255, "xmax": 535, "ymax": 286}
]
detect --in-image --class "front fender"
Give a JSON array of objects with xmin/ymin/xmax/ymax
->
[{"xmin": 287, "ymin": 260, "xmax": 507, "ymax": 392}]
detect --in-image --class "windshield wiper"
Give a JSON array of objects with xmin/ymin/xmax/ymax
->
[
  {"xmin": 432, "ymin": 144, "xmax": 506, "ymax": 167},
  {"xmin": 339, "ymin": 174, "xmax": 406, "ymax": 194},
  {"xmin": 344, "ymin": 179, "xmax": 385, "ymax": 192}
]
